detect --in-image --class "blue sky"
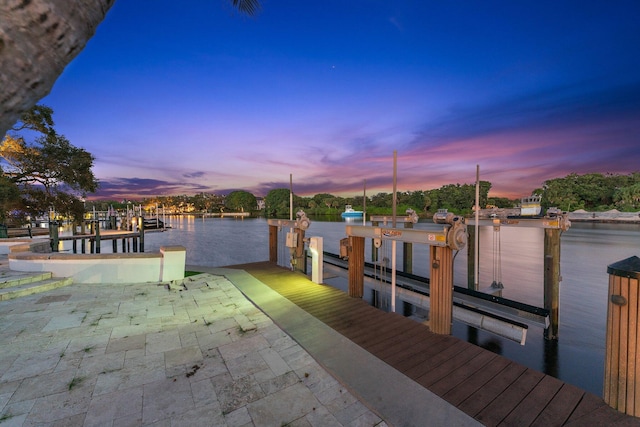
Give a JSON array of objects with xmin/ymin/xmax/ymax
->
[{"xmin": 41, "ymin": 0, "xmax": 640, "ymax": 200}]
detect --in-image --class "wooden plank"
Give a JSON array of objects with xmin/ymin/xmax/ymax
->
[
  {"xmin": 457, "ymin": 362, "xmax": 528, "ymax": 417},
  {"xmin": 348, "ymin": 236, "xmax": 365, "ymax": 297},
  {"xmin": 604, "ymin": 274, "xmax": 616, "ymax": 404},
  {"xmin": 475, "ymin": 368, "xmax": 545, "ymax": 425},
  {"xmin": 307, "ymin": 298, "xmax": 371, "ymax": 318},
  {"xmin": 566, "ymin": 392, "xmax": 609, "ymax": 423},
  {"xmin": 415, "ymin": 344, "xmax": 484, "ymax": 387},
  {"xmin": 401, "ymin": 340, "xmax": 469, "ymax": 377},
  {"xmin": 443, "ymin": 357, "xmax": 513, "ymax": 406},
  {"xmin": 428, "ymin": 349, "xmax": 497, "ymax": 396},
  {"xmin": 365, "ymin": 321, "xmax": 427, "ymax": 354},
  {"xmin": 328, "ymin": 311, "xmax": 392, "ymax": 339},
  {"xmin": 268, "ymin": 226, "xmax": 277, "ymax": 263},
  {"xmin": 298, "ymin": 296, "xmax": 366, "ymax": 317},
  {"xmin": 351, "ymin": 318, "xmax": 416, "ymax": 349},
  {"xmin": 628, "ymin": 277, "xmax": 639, "ymax": 416},
  {"xmin": 620, "ymin": 275, "xmax": 630, "ymax": 414},
  {"xmin": 382, "ymin": 333, "xmax": 454, "ymax": 367},
  {"xmin": 348, "ymin": 314, "xmax": 410, "ymax": 343},
  {"xmin": 499, "ymin": 374, "xmax": 564, "ymax": 426},
  {"xmin": 565, "ymin": 402, "xmax": 625, "ymax": 426},
  {"xmin": 530, "ymin": 383, "xmax": 586, "ymax": 427}
]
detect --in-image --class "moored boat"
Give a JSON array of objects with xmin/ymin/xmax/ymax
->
[
  {"xmin": 519, "ymin": 194, "xmax": 542, "ymax": 216},
  {"xmin": 341, "ymin": 205, "xmax": 363, "ymax": 218}
]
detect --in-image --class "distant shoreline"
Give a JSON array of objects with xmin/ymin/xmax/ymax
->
[
  {"xmin": 474, "ymin": 208, "xmax": 640, "ymax": 223},
  {"xmin": 567, "ymin": 210, "xmax": 640, "ymax": 223}
]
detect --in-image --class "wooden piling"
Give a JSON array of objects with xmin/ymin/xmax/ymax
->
[
  {"xmin": 604, "ymin": 256, "xmax": 640, "ymax": 417},
  {"xmin": 348, "ymin": 236, "xmax": 365, "ymax": 298},
  {"xmin": 429, "ymin": 245, "xmax": 454, "ymax": 335},
  {"xmin": 89, "ymin": 222, "xmax": 95, "ymax": 253},
  {"xmin": 403, "ymin": 222, "xmax": 413, "ymax": 274},
  {"xmin": 293, "ymin": 228, "xmax": 306, "ymax": 274},
  {"xmin": 544, "ymin": 228, "xmax": 560, "ymax": 340},
  {"xmin": 269, "ymin": 225, "xmax": 278, "ymax": 263},
  {"xmin": 139, "ymin": 217, "xmax": 144, "ymax": 252},
  {"xmin": 467, "ymin": 226, "xmax": 477, "ymax": 290},
  {"xmin": 95, "ymin": 221, "xmax": 101, "ymax": 254},
  {"xmin": 49, "ymin": 221, "xmax": 59, "ymax": 252}
]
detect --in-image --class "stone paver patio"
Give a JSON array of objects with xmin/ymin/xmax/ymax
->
[{"xmin": 0, "ymin": 273, "xmax": 386, "ymax": 426}]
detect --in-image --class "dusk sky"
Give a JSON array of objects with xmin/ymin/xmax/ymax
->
[{"xmin": 40, "ymin": 1, "xmax": 640, "ymax": 200}]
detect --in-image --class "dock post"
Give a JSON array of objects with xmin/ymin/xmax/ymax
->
[
  {"xmin": 49, "ymin": 221, "xmax": 59, "ymax": 252},
  {"xmin": 132, "ymin": 220, "xmax": 138, "ymax": 253},
  {"xmin": 139, "ymin": 217, "xmax": 145, "ymax": 252},
  {"xmin": 95, "ymin": 221, "xmax": 101, "ymax": 254},
  {"xmin": 371, "ymin": 220, "xmax": 379, "ymax": 263},
  {"xmin": 403, "ymin": 221, "xmax": 413, "ymax": 274},
  {"xmin": 292, "ymin": 227, "xmax": 306, "ymax": 274},
  {"xmin": 89, "ymin": 222, "xmax": 95, "ymax": 253},
  {"xmin": 604, "ymin": 256, "xmax": 640, "ymax": 417},
  {"xmin": 544, "ymin": 228, "xmax": 560, "ymax": 340},
  {"xmin": 467, "ymin": 226, "xmax": 477, "ymax": 290},
  {"xmin": 429, "ymin": 245, "xmax": 454, "ymax": 335},
  {"xmin": 269, "ymin": 225, "xmax": 278, "ymax": 263},
  {"xmin": 348, "ymin": 236, "xmax": 365, "ymax": 298}
]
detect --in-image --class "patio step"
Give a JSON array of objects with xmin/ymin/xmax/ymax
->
[
  {"xmin": 0, "ymin": 272, "xmax": 73, "ymax": 301},
  {"xmin": 0, "ymin": 271, "xmax": 53, "ymax": 289}
]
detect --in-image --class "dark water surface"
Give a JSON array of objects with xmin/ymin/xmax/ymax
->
[{"xmin": 138, "ymin": 216, "xmax": 640, "ymax": 396}]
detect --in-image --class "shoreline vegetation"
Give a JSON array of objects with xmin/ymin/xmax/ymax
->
[
  {"xmin": 156, "ymin": 209, "xmax": 640, "ymax": 223},
  {"xmin": 32, "ymin": 172, "xmax": 635, "ymax": 231}
]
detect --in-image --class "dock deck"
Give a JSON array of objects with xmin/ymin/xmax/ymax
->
[{"xmin": 216, "ymin": 261, "xmax": 639, "ymax": 426}]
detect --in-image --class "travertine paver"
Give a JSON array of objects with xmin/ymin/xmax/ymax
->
[{"xmin": 0, "ymin": 272, "xmax": 387, "ymax": 426}]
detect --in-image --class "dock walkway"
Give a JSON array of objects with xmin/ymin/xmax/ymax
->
[{"xmin": 212, "ymin": 262, "xmax": 640, "ymax": 427}]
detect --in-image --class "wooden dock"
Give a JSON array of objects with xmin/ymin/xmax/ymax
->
[{"xmin": 229, "ymin": 262, "xmax": 639, "ymax": 426}]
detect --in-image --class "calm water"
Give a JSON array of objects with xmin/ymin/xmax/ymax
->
[{"xmin": 135, "ymin": 216, "xmax": 640, "ymax": 396}]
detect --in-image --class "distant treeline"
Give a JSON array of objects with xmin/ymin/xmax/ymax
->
[{"xmin": 86, "ymin": 172, "xmax": 640, "ymax": 218}]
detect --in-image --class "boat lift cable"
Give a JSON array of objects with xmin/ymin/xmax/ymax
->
[
  {"xmin": 377, "ymin": 240, "xmax": 390, "ymax": 309},
  {"xmin": 492, "ymin": 223, "xmax": 504, "ymax": 289}
]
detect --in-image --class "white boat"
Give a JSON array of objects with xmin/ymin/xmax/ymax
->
[
  {"xmin": 341, "ymin": 205, "xmax": 363, "ymax": 218},
  {"xmin": 519, "ymin": 194, "xmax": 542, "ymax": 216}
]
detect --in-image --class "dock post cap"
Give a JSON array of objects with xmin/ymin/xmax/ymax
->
[{"xmin": 607, "ymin": 255, "xmax": 640, "ymax": 279}]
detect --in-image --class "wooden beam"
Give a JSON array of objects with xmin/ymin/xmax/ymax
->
[
  {"xmin": 348, "ymin": 236, "xmax": 365, "ymax": 298},
  {"xmin": 430, "ymin": 245, "xmax": 454, "ymax": 335}
]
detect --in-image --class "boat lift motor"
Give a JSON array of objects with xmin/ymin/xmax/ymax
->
[
  {"xmin": 433, "ymin": 209, "xmax": 467, "ymax": 251},
  {"xmin": 286, "ymin": 210, "xmax": 311, "ymax": 249},
  {"xmin": 286, "ymin": 210, "xmax": 312, "ymax": 269}
]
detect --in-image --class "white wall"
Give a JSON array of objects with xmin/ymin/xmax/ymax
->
[{"xmin": 8, "ymin": 246, "xmax": 186, "ymax": 284}]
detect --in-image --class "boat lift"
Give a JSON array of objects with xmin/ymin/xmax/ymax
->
[
  {"xmin": 467, "ymin": 210, "xmax": 571, "ymax": 340},
  {"xmin": 344, "ymin": 210, "xmax": 467, "ymax": 336},
  {"xmin": 267, "ymin": 211, "xmax": 324, "ymax": 284},
  {"xmin": 342, "ymin": 209, "xmax": 570, "ymax": 344}
]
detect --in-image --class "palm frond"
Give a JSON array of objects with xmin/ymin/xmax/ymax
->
[{"xmin": 231, "ymin": 0, "xmax": 261, "ymax": 15}]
